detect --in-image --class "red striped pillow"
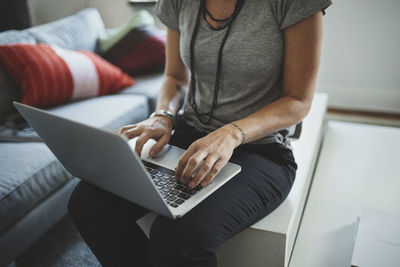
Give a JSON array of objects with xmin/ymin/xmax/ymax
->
[{"xmin": 0, "ymin": 44, "xmax": 134, "ymax": 107}]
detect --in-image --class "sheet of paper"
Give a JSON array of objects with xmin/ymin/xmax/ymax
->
[{"xmin": 351, "ymin": 207, "xmax": 400, "ymax": 267}]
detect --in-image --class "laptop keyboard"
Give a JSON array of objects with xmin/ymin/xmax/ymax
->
[{"xmin": 144, "ymin": 163, "xmax": 203, "ymax": 208}]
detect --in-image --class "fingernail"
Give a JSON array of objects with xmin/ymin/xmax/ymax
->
[
  {"xmin": 189, "ymin": 182, "xmax": 195, "ymax": 188},
  {"xmin": 150, "ymin": 151, "xmax": 155, "ymax": 157}
]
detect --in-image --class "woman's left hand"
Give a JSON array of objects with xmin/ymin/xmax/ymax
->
[{"xmin": 175, "ymin": 124, "xmax": 242, "ymax": 188}]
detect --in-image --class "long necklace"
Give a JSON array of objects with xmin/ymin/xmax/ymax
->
[{"xmin": 189, "ymin": 0, "xmax": 244, "ymax": 125}]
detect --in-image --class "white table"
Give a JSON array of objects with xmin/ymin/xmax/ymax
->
[
  {"xmin": 289, "ymin": 121, "xmax": 400, "ymax": 267},
  {"xmin": 217, "ymin": 94, "xmax": 328, "ymax": 267}
]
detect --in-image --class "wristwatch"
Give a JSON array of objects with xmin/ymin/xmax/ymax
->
[{"xmin": 150, "ymin": 110, "xmax": 176, "ymax": 129}]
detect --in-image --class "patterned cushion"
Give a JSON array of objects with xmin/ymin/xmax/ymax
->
[
  {"xmin": 0, "ymin": 30, "xmax": 36, "ymax": 45},
  {"xmin": 27, "ymin": 8, "xmax": 105, "ymax": 52},
  {"xmin": 0, "ymin": 44, "xmax": 134, "ymax": 108},
  {"xmin": 99, "ymin": 10, "xmax": 166, "ymax": 75}
]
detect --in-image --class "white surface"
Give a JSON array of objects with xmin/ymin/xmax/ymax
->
[
  {"xmin": 52, "ymin": 46, "xmax": 99, "ymax": 99},
  {"xmin": 251, "ymin": 93, "xmax": 327, "ymax": 233},
  {"xmin": 218, "ymin": 93, "xmax": 328, "ymax": 267},
  {"xmin": 351, "ymin": 207, "xmax": 400, "ymax": 267},
  {"xmin": 289, "ymin": 121, "xmax": 400, "ymax": 267},
  {"xmin": 28, "ymin": 0, "xmax": 87, "ymax": 26},
  {"xmin": 29, "ymin": 0, "xmax": 159, "ymax": 28},
  {"xmin": 317, "ymin": 0, "xmax": 400, "ymax": 113},
  {"xmin": 253, "ymin": 93, "xmax": 327, "ymax": 266},
  {"xmin": 319, "ymin": 86, "xmax": 400, "ymax": 114}
]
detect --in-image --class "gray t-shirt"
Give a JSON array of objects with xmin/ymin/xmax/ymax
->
[{"xmin": 154, "ymin": 0, "xmax": 331, "ymax": 149}]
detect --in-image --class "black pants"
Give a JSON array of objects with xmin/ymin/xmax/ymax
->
[{"xmin": 68, "ymin": 121, "xmax": 297, "ymax": 267}]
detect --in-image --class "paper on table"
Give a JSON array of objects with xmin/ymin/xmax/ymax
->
[{"xmin": 351, "ymin": 207, "xmax": 400, "ymax": 267}]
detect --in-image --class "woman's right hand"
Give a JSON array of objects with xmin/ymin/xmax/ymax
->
[{"xmin": 115, "ymin": 116, "xmax": 173, "ymax": 158}]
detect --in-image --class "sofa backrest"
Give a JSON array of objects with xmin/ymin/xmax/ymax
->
[
  {"xmin": 0, "ymin": 30, "xmax": 36, "ymax": 45},
  {"xmin": 0, "ymin": 29, "xmax": 35, "ymax": 118},
  {"xmin": 26, "ymin": 8, "xmax": 105, "ymax": 52},
  {"xmin": 0, "ymin": 8, "xmax": 105, "ymax": 119}
]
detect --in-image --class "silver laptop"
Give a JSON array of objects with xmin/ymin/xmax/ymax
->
[{"xmin": 14, "ymin": 102, "xmax": 241, "ymax": 219}]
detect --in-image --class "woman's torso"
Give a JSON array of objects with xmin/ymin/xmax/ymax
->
[{"xmin": 157, "ymin": 0, "xmax": 298, "ymax": 149}]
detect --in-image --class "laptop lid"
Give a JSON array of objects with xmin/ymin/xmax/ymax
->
[{"xmin": 14, "ymin": 102, "xmax": 173, "ymax": 219}]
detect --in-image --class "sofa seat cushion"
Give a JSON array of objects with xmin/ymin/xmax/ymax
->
[
  {"xmin": 120, "ymin": 73, "xmax": 164, "ymax": 112},
  {"xmin": 0, "ymin": 94, "xmax": 148, "ymax": 234},
  {"xmin": 48, "ymin": 94, "xmax": 149, "ymax": 130},
  {"xmin": 0, "ymin": 143, "xmax": 71, "ymax": 235}
]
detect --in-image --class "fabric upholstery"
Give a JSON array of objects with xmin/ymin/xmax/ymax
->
[
  {"xmin": 0, "ymin": 29, "xmax": 34, "ymax": 118},
  {"xmin": 0, "ymin": 179, "xmax": 79, "ymax": 266},
  {"xmin": 0, "ymin": 44, "xmax": 134, "ymax": 108},
  {"xmin": 99, "ymin": 11, "xmax": 165, "ymax": 75},
  {"xmin": 0, "ymin": 66, "xmax": 20, "ymax": 118},
  {"xmin": 48, "ymin": 94, "xmax": 149, "ymax": 130},
  {"xmin": 27, "ymin": 8, "xmax": 105, "ymax": 52},
  {"xmin": 98, "ymin": 10, "xmax": 154, "ymax": 52},
  {"xmin": 0, "ymin": 30, "xmax": 36, "ymax": 45},
  {"xmin": 120, "ymin": 72, "xmax": 164, "ymax": 113},
  {"xmin": 0, "ymin": 142, "xmax": 71, "ymax": 235},
  {"xmin": 0, "ymin": 95, "xmax": 148, "ymax": 238}
]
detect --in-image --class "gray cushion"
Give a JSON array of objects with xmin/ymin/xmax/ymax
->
[
  {"xmin": 27, "ymin": 8, "xmax": 105, "ymax": 52},
  {"xmin": 48, "ymin": 94, "xmax": 149, "ymax": 130},
  {"xmin": 0, "ymin": 30, "xmax": 36, "ymax": 45},
  {"xmin": 120, "ymin": 72, "xmax": 164, "ymax": 113},
  {"xmin": 0, "ymin": 179, "xmax": 79, "ymax": 267},
  {"xmin": 0, "ymin": 142, "xmax": 72, "ymax": 235},
  {"xmin": 0, "ymin": 94, "xmax": 148, "ymax": 235},
  {"xmin": 0, "ymin": 66, "xmax": 20, "ymax": 119}
]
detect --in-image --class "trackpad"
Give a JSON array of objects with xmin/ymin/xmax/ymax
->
[{"xmin": 128, "ymin": 138, "xmax": 185, "ymax": 170}]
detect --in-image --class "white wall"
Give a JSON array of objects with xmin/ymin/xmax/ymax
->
[
  {"xmin": 87, "ymin": 0, "xmax": 136, "ymax": 28},
  {"xmin": 88, "ymin": 1, "xmax": 161, "ymax": 28},
  {"xmin": 317, "ymin": 0, "xmax": 400, "ymax": 113},
  {"xmin": 28, "ymin": 0, "xmax": 154, "ymax": 28},
  {"xmin": 28, "ymin": 0, "xmax": 89, "ymax": 26},
  {"xmin": 27, "ymin": 0, "xmax": 400, "ymax": 113}
]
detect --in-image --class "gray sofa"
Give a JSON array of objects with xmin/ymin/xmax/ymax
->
[{"xmin": 0, "ymin": 8, "xmax": 163, "ymax": 266}]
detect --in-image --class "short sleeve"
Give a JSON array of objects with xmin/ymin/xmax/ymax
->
[
  {"xmin": 153, "ymin": 0, "xmax": 183, "ymax": 31},
  {"xmin": 271, "ymin": 0, "xmax": 332, "ymax": 30}
]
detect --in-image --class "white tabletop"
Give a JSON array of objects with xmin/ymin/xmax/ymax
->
[{"xmin": 289, "ymin": 121, "xmax": 400, "ymax": 267}]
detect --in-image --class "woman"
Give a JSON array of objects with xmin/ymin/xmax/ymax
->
[{"xmin": 68, "ymin": 0, "xmax": 331, "ymax": 266}]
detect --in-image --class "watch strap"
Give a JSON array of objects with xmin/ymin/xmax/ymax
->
[{"xmin": 150, "ymin": 110, "xmax": 176, "ymax": 129}]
